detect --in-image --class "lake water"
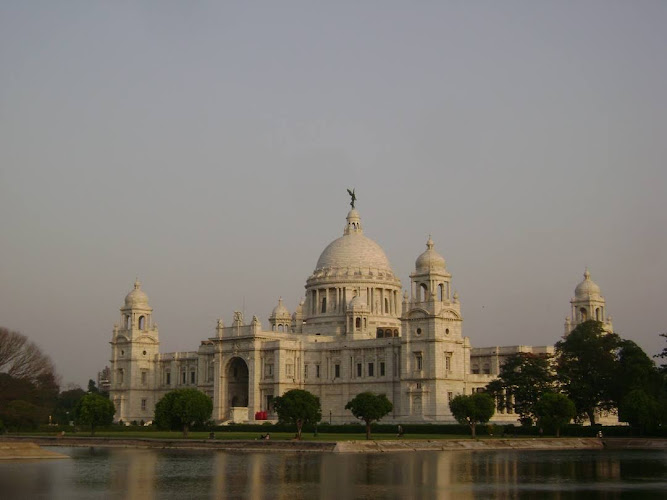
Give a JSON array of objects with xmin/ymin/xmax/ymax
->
[{"xmin": 0, "ymin": 446, "xmax": 665, "ymax": 499}]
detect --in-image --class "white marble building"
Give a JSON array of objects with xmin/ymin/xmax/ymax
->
[{"xmin": 109, "ymin": 204, "xmax": 611, "ymax": 425}]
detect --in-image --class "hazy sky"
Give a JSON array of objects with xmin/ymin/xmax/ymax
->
[{"xmin": 1, "ymin": 1, "xmax": 665, "ymax": 387}]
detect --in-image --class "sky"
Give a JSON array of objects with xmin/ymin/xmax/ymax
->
[{"xmin": 1, "ymin": 1, "xmax": 665, "ymax": 388}]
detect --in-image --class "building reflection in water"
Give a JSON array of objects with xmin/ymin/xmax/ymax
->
[{"xmin": 22, "ymin": 447, "xmax": 660, "ymax": 499}]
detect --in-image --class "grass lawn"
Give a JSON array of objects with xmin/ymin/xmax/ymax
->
[{"xmin": 22, "ymin": 430, "xmax": 479, "ymax": 441}]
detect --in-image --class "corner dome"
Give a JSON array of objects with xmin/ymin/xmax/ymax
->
[
  {"xmin": 124, "ymin": 279, "xmax": 149, "ymax": 308},
  {"xmin": 314, "ymin": 209, "xmax": 394, "ymax": 273},
  {"xmin": 415, "ymin": 237, "xmax": 445, "ymax": 272},
  {"xmin": 271, "ymin": 297, "xmax": 290, "ymax": 318},
  {"xmin": 575, "ymin": 269, "xmax": 601, "ymax": 297},
  {"xmin": 348, "ymin": 294, "xmax": 368, "ymax": 311}
]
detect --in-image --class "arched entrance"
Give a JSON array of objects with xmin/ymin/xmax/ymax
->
[{"xmin": 227, "ymin": 357, "xmax": 249, "ymax": 408}]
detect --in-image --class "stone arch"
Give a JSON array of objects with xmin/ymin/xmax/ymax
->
[
  {"xmin": 227, "ymin": 357, "xmax": 249, "ymax": 407},
  {"xmin": 420, "ymin": 283, "xmax": 428, "ymax": 301},
  {"xmin": 138, "ymin": 315, "xmax": 146, "ymax": 330}
]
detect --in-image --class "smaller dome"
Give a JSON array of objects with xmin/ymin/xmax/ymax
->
[
  {"xmin": 575, "ymin": 269, "xmax": 601, "ymax": 297},
  {"xmin": 271, "ymin": 297, "xmax": 290, "ymax": 318},
  {"xmin": 415, "ymin": 237, "xmax": 446, "ymax": 271},
  {"xmin": 348, "ymin": 294, "xmax": 368, "ymax": 311},
  {"xmin": 125, "ymin": 279, "xmax": 149, "ymax": 308}
]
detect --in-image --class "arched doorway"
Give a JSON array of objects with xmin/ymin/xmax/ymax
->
[{"xmin": 227, "ymin": 357, "xmax": 249, "ymax": 408}]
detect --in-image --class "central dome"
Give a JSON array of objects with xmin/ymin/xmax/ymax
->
[
  {"xmin": 316, "ymin": 233, "xmax": 392, "ymax": 272},
  {"xmin": 314, "ymin": 208, "xmax": 394, "ymax": 273}
]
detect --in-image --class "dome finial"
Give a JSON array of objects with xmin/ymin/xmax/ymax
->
[
  {"xmin": 426, "ymin": 235, "xmax": 434, "ymax": 250},
  {"xmin": 584, "ymin": 268, "xmax": 590, "ymax": 280},
  {"xmin": 134, "ymin": 277, "xmax": 141, "ymax": 290}
]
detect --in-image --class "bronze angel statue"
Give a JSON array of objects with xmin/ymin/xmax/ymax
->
[{"xmin": 347, "ymin": 188, "xmax": 357, "ymax": 209}]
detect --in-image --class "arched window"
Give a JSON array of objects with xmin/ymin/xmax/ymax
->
[
  {"xmin": 438, "ymin": 284, "xmax": 444, "ymax": 301},
  {"xmin": 595, "ymin": 308, "xmax": 601, "ymax": 320},
  {"xmin": 321, "ymin": 297, "xmax": 327, "ymax": 314},
  {"xmin": 394, "ymin": 329, "xmax": 399, "ymax": 337},
  {"xmin": 125, "ymin": 315, "xmax": 130, "ymax": 329},
  {"xmin": 138, "ymin": 316, "xmax": 145, "ymax": 330},
  {"xmin": 355, "ymin": 317, "xmax": 361, "ymax": 329},
  {"xmin": 278, "ymin": 324, "xmax": 284, "ymax": 332},
  {"xmin": 420, "ymin": 283, "xmax": 428, "ymax": 301},
  {"xmin": 580, "ymin": 307, "xmax": 587, "ymax": 321},
  {"xmin": 377, "ymin": 329, "xmax": 384, "ymax": 338}
]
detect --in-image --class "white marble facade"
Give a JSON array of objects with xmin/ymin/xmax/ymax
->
[{"xmin": 109, "ymin": 205, "xmax": 611, "ymax": 425}]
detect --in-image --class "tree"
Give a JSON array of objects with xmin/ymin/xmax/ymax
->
[
  {"xmin": 555, "ymin": 320, "xmax": 621, "ymax": 424},
  {"xmin": 613, "ymin": 340, "xmax": 663, "ymax": 406},
  {"xmin": 654, "ymin": 333, "xmax": 667, "ymax": 374},
  {"xmin": 618, "ymin": 389, "xmax": 663, "ymax": 433},
  {"xmin": 53, "ymin": 387, "xmax": 86, "ymax": 425},
  {"xmin": 449, "ymin": 393, "xmax": 495, "ymax": 438},
  {"xmin": 345, "ymin": 392, "xmax": 393, "ymax": 440},
  {"xmin": 273, "ymin": 389, "xmax": 321, "ymax": 440},
  {"xmin": 74, "ymin": 393, "xmax": 115, "ymax": 435},
  {"xmin": 534, "ymin": 392, "xmax": 576, "ymax": 437},
  {"xmin": 0, "ymin": 327, "xmax": 56, "ymax": 384},
  {"xmin": 88, "ymin": 379, "xmax": 99, "ymax": 394},
  {"xmin": 154, "ymin": 389, "xmax": 213, "ymax": 437},
  {"xmin": 484, "ymin": 352, "xmax": 554, "ymax": 426}
]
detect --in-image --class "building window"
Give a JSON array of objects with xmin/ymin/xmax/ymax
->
[
  {"xmin": 316, "ymin": 364, "xmax": 320, "ymax": 378},
  {"xmin": 448, "ymin": 392, "xmax": 453, "ymax": 402},
  {"xmin": 118, "ymin": 369, "xmax": 124, "ymax": 385},
  {"xmin": 415, "ymin": 353, "xmax": 423, "ymax": 371},
  {"xmin": 445, "ymin": 354, "xmax": 452, "ymax": 372},
  {"xmin": 380, "ymin": 362, "xmax": 385, "ymax": 377},
  {"xmin": 190, "ymin": 371, "xmax": 196, "ymax": 384},
  {"xmin": 355, "ymin": 317, "xmax": 361, "ymax": 329},
  {"xmin": 138, "ymin": 316, "xmax": 146, "ymax": 330},
  {"xmin": 304, "ymin": 364, "xmax": 309, "ymax": 379},
  {"xmin": 368, "ymin": 363, "xmax": 374, "ymax": 377},
  {"xmin": 377, "ymin": 328, "xmax": 384, "ymax": 338},
  {"xmin": 321, "ymin": 297, "xmax": 327, "ymax": 313},
  {"xmin": 265, "ymin": 363, "xmax": 273, "ymax": 378},
  {"xmin": 334, "ymin": 364, "xmax": 340, "ymax": 378},
  {"xmin": 141, "ymin": 371, "xmax": 147, "ymax": 385},
  {"xmin": 472, "ymin": 365, "xmax": 479, "ymax": 374},
  {"xmin": 356, "ymin": 363, "xmax": 362, "ymax": 377},
  {"xmin": 182, "ymin": 371, "xmax": 186, "ymax": 384},
  {"xmin": 166, "ymin": 371, "xmax": 171, "ymax": 385},
  {"xmin": 483, "ymin": 364, "xmax": 490, "ymax": 375},
  {"xmin": 286, "ymin": 363, "xmax": 293, "ymax": 376},
  {"xmin": 141, "ymin": 399, "xmax": 147, "ymax": 411}
]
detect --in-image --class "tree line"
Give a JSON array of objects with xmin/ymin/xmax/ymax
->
[{"xmin": 0, "ymin": 327, "xmax": 115, "ymax": 434}]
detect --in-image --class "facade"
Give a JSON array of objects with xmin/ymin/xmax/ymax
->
[{"xmin": 109, "ymin": 205, "xmax": 611, "ymax": 425}]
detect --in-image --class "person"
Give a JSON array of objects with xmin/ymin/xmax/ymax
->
[
  {"xmin": 264, "ymin": 433, "xmax": 270, "ymax": 440},
  {"xmin": 397, "ymin": 425, "xmax": 404, "ymax": 438},
  {"xmin": 597, "ymin": 430, "xmax": 603, "ymax": 438}
]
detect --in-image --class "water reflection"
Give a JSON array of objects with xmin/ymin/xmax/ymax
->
[{"xmin": 0, "ymin": 447, "xmax": 665, "ymax": 499}]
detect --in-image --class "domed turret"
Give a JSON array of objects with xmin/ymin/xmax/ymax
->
[
  {"xmin": 269, "ymin": 297, "xmax": 291, "ymax": 332},
  {"xmin": 415, "ymin": 236, "xmax": 446, "ymax": 272},
  {"xmin": 125, "ymin": 279, "xmax": 149, "ymax": 308},
  {"xmin": 574, "ymin": 269, "xmax": 601, "ymax": 297},
  {"xmin": 348, "ymin": 293, "xmax": 368, "ymax": 312},
  {"xmin": 271, "ymin": 297, "xmax": 290, "ymax": 319},
  {"xmin": 566, "ymin": 268, "xmax": 613, "ymax": 335}
]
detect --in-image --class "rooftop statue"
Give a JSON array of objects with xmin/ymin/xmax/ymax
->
[{"xmin": 347, "ymin": 188, "xmax": 357, "ymax": 209}]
